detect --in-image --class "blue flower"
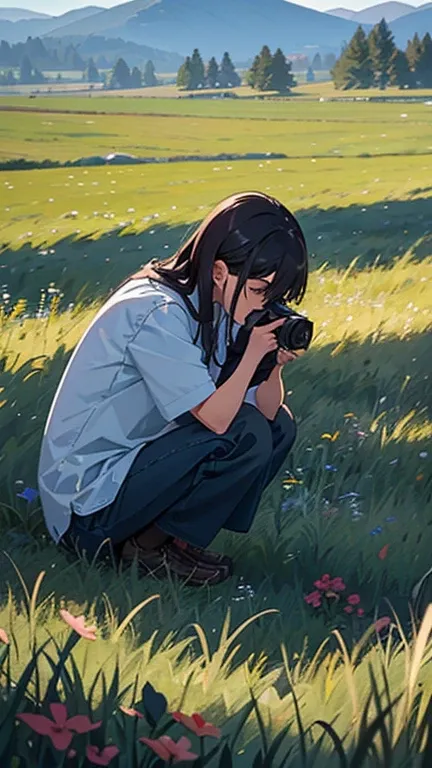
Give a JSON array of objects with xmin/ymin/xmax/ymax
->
[
  {"xmin": 17, "ymin": 487, "xmax": 39, "ymax": 503},
  {"xmin": 369, "ymin": 526, "xmax": 383, "ymax": 536},
  {"xmin": 325, "ymin": 464, "xmax": 338, "ymax": 472}
]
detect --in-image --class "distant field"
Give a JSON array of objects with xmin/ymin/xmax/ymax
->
[{"xmin": 0, "ymin": 98, "xmax": 431, "ymax": 163}]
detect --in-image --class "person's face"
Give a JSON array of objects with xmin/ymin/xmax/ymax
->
[{"xmin": 212, "ymin": 260, "xmax": 276, "ymax": 325}]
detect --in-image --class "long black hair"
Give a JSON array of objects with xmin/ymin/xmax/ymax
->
[{"xmin": 127, "ymin": 191, "xmax": 308, "ymax": 367}]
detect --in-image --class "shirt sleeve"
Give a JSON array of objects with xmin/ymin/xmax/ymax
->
[
  {"xmin": 244, "ymin": 385, "xmax": 259, "ymax": 408},
  {"xmin": 126, "ymin": 301, "xmax": 216, "ymax": 422}
]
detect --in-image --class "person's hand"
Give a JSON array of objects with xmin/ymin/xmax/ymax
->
[
  {"xmin": 245, "ymin": 318, "xmax": 286, "ymax": 365},
  {"xmin": 276, "ymin": 348, "xmax": 298, "ymax": 367}
]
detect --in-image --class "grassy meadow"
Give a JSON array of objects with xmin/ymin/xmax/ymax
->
[{"xmin": 0, "ymin": 89, "xmax": 431, "ymax": 766}]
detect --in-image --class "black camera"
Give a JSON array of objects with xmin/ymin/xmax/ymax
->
[{"xmin": 216, "ymin": 301, "xmax": 313, "ymax": 388}]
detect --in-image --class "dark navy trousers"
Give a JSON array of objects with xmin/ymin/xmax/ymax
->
[{"xmin": 61, "ymin": 403, "xmax": 297, "ymax": 562}]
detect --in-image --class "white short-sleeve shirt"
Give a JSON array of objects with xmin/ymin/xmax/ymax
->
[{"xmin": 37, "ymin": 277, "xmax": 259, "ymax": 543}]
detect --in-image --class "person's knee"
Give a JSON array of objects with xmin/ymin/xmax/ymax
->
[
  {"xmin": 274, "ymin": 403, "xmax": 297, "ymax": 448},
  {"xmin": 235, "ymin": 403, "xmax": 274, "ymax": 463}
]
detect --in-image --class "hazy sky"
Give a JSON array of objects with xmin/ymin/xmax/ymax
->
[{"xmin": 3, "ymin": 0, "xmax": 429, "ymax": 16}]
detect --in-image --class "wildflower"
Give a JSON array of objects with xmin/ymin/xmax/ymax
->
[
  {"xmin": 171, "ymin": 711, "xmax": 221, "ymax": 739},
  {"xmin": 119, "ymin": 706, "xmax": 144, "ymax": 718},
  {"xmin": 344, "ymin": 605, "xmax": 354, "ymax": 614},
  {"xmin": 416, "ymin": 474, "xmax": 424, "ymax": 481},
  {"xmin": 139, "ymin": 735, "xmax": 198, "ymax": 763},
  {"xmin": 16, "ymin": 703, "xmax": 101, "ymax": 751},
  {"xmin": 68, "ymin": 749, "xmax": 77, "ymax": 758},
  {"xmin": 0, "ymin": 628, "xmax": 9, "ymax": 645},
  {"xmin": 305, "ymin": 590, "xmax": 322, "ymax": 608},
  {"xmin": 86, "ymin": 745, "xmax": 120, "ymax": 766},
  {"xmin": 347, "ymin": 594, "xmax": 361, "ymax": 605},
  {"xmin": 16, "ymin": 487, "xmax": 38, "ymax": 503},
  {"xmin": 314, "ymin": 574, "xmax": 331, "ymax": 590},
  {"xmin": 374, "ymin": 616, "xmax": 391, "ymax": 633},
  {"xmin": 378, "ymin": 544, "xmax": 389, "ymax": 560},
  {"xmin": 59, "ymin": 610, "xmax": 97, "ymax": 641},
  {"xmin": 329, "ymin": 577, "xmax": 346, "ymax": 592},
  {"xmin": 357, "ymin": 608, "xmax": 364, "ymax": 617},
  {"xmin": 370, "ymin": 526, "xmax": 383, "ymax": 536}
]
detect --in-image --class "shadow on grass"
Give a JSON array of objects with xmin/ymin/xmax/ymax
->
[
  {"xmin": 0, "ymin": 325, "xmax": 430, "ymax": 664},
  {"xmin": 0, "ymin": 196, "xmax": 430, "ymax": 309}
]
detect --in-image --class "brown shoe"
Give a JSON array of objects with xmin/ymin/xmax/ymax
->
[
  {"xmin": 120, "ymin": 537, "xmax": 231, "ymax": 587},
  {"xmin": 169, "ymin": 538, "xmax": 234, "ymax": 575}
]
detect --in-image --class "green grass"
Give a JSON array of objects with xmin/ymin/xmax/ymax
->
[{"xmin": 0, "ymin": 95, "xmax": 431, "ymax": 765}]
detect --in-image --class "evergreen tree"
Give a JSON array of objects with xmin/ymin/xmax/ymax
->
[
  {"xmin": 130, "ymin": 66, "xmax": 143, "ymax": 88},
  {"xmin": 332, "ymin": 26, "xmax": 374, "ymax": 89},
  {"xmin": 205, "ymin": 56, "xmax": 219, "ymax": 88},
  {"xmin": 110, "ymin": 58, "xmax": 131, "ymax": 89},
  {"xmin": 416, "ymin": 32, "xmax": 432, "ymax": 87},
  {"xmin": 388, "ymin": 49, "xmax": 413, "ymax": 88},
  {"xmin": 86, "ymin": 57, "xmax": 100, "ymax": 83},
  {"xmin": 219, "ymin": 51, "xmax": 240, "ymax": 87},
  {"xmin": 190, "ymin": 48, "xmax": 205, "ymax": 89},
  {"xmin": 312, "ymin": 52, "xmax": 322, "ymax": 70},
  {"xmin": 19, "ymin": 55, "xmax": 33, "ymax": 84},
  {"xmin": 0, "ymin": 41, "xmax": 12, "ymax": 66},
  {"xmin": 246, "ymin": 53, "xmax": 260, "ymax": 88},
  {"xmin": 306, "ymin": 66, "xmax": 315, "ymax": 82},
  {"xmin": 270, "ymin": 47, "xmax": 295, "ymax": 92},
  {"xmin": 368, "ymin": 18, "xmax": 396, "ymax": 89},
  {"xmin": 143, "ymin": 60, "xmax": 157, "ymax": 86},
  {"xmin": 177, "ymin": 56, "xmax": 192, "ymax": 89},
  {"xmin": 255, "ymin": 45, "xmax": 274, "ymax": 90},
  {"xmin": 406, "ymin": 32, "xmax": 423, "ymax": 77}
]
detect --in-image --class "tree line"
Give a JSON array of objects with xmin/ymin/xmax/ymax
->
[{"xmin": 332, "ymin": 19, "xmax": 432, "ymax": 89}]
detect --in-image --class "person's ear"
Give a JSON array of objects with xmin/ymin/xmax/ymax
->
[{"xmin": 212, "ymin": 259, "xmax": 228, "ymax": 287}]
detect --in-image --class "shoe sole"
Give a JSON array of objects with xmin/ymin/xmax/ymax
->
[{"xmin": 169, "ymin": 540, "xmax": 234, "ymax": 576}]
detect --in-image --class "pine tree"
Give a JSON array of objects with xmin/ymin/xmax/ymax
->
[
  {"xmin": 110, "ymin": 58, "xmax": 131, "ymax": 89},
  {"xmin": 416, "ymin": 32, "xmax": 432, "ymax": 87},
  {"xmin": 332, "ymin": 26, "xmax": 374, "ymax": 89},
  {"xmin": 219, "ymin": 51, "xmax": 240, "ymax": 88},
  {"xmin": 190, "ymin": 48, "xmax": 205, "ymax": 89},
  {"xmin": 255, "ymin": 45, "xmax": 274, "ymax": 91},
  {"xmin": 130, "ymin": 66, "xmax": 143, "ymax": 88},
  {"xmin": 177, "ymin": 56, "xmax": 192, "ymax": 89},
  {"xmin": 19, "ymin": 55, "xmax": 33, "ymax": 84},
  {"xmin": 306, "ymin": 66, "xmax": 315, "ymax": 82},
  {"xmin": 368, "ymin": 18, "xmax": 396, "ymax": 89},
  {"xmin": 388, "ymin": 49, "xmax": 413, "ymax": 88},
  {"xmin": 86, "ymin": 57, "xmax": 99, "ymax": 83},
  {"xmin": 143, "ymin": 60, "xmax": 157, "ymax": 87},
  {"xmin": 312, "ymin": 52, "xmax": 322, "ymax": 71},
  {"xmin": 270, "ymin": 48, "xmax": 295, "ymax": 92},
  {"xmin": 246, "ymin": 53, "xmax": 260, "ymax": 88},
  {"xmin": 206, "ymin": 56, "xmax": 219, "ymax": 88},
  {"xmin": 406, "ymin": 32, "xmax": 423, "ymax": 78}
]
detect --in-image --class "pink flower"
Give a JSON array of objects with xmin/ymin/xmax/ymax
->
[
  {"xmin": 86, "ymin": 745, "xmax": 120, "ymax": 765},
  {"xmin": 374, "ymin": 616, "xmax": 391, "ymax": 633},
  {"xmin": 314, "ymin": 573, "xmax": 331, "ymax": 590},
  {"xmin": 119, "ymin": 706, "xmax": 144, "ymax": 718},
  {"xmin": 378, "ymin": 544, "xmax": 389, "ymax": 560},
  {"xmin": 357, "ymin": 608, "xmax": 364, "ymax": 617},
  {"xmin": 305, "ymin": 590, "xmax": 322, "ymax": 607},
  {"xmin": 140, "ymin": 735, "xmax": 198, "ymax": 763},
  {"xmin": 344, "ymin": 605, "xmax": 354, "ymax": 614},
  {"xmin": 16, "ymin": 703, "xmax": 101, "ymax": 751},
  {"xmin": 68, "ymin": 750, "xmax": 77, "ymax": 759},
  {"xmin": 329, "ymin": 577, "xmax": 346, "ymax": 592},
  {"xmin": 347, "ymin": 594, "xmax": 361, "ymax": 606},
  {"xmin": 171, "ymin": 711, "xmax": 221, "ymax": 739},
  {"xmin": 0, "ymin": 628, "xmax": 9, "ymax": 645},
  {"xmin": 59, "ymin": 609, "xmax": 97, "ymax": 641}
]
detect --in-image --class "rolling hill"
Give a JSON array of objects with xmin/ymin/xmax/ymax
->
[
  {"xmin": 0, "ymin": 6, "xmax": 106, "ymax": 43},
  {"xmin": 0, "ymin": 7, "xmax": 52, "ymax": 21},
  {"xmin": 387, "ymin": 6, "xmax": 432, "ymax": 44},
  {"xmin": 327, "ymin": 2, "xmax": 419, "ymax": 23}
]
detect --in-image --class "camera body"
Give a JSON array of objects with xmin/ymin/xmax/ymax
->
[{"xmin": 216, "ymin": 301, "xmax": 313, "ymax": 388}]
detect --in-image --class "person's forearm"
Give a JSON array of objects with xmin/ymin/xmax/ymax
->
[
  {"xmin": 255, "ymin": 365, "xmax": 285, "ymax": 421},
  {"xmin": 196, "ymin": 349, "xmax": 260, "ymax": 434}
]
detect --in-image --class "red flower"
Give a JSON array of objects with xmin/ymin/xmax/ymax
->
[
  {"xmin": 357, "ymin": 608, "xmax": 364, "ymax": 617},
  {"xmin": 16, "ymin": 703, "xmax": 101, "ymax": 751},
  {"xmin": 378, "ymin": 544, "xmax": 389, "ymax": 560},
  {"xmin": 347, "ymin": 594, "xmax": 361, "ymax": 606},
  {"xmin": 305, "ymin": 590, "xmax": 322, "ymax": 608},
  {"xmin": 119, "ymin": 706, "xmax": 144, "ymax": 719},
  {"xmin": 59, "ymin": 610, "xmax": 97, "ymax": 641},
  {"xmin": 329, "ymin": 577, "xmax": 346, "ymax": 592},
  {"xmin": 140, "ymin": 735, "xmax": 198, "ymax": 763},
  {"xmin": 344, "ymin": 605, "xmax": 354, "ymax": 614},
  {"xmin": 171, "ymin": 711, "xmax": 221, "ymax": 739},
  {"xmin": 86, "ymin": 745, "xmax": 120, "ymax": 766},
  {"xmin": 314, "ymin": 573, "xmax": 331, "ymax": 590},
  {"xmin": 374, "ymin": 616, "xmax": 391, "ymax": 633}
]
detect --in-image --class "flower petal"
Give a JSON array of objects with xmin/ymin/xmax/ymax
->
[
  {"xmin": 86, "ymin": 745, "xmax": 120, "ymax": 765},
  {"xmin": 50, "ymin": 703, "xmax": 68, "ymax": 727},
  {"xmin": 59, "ymin": 610, "xmax": 97, "ymax": 640},
  {"xmin": 50, "ymin": 728, "xmax": 74, "ymax": 752},
  {"xmin": 16, "ymin": 713, "xmax": 54, "ymax": 736},
  {"xmin": 67, "ymin": 715, "xmax": 102, "ymax": 734},
  {"xmin": 0, "ymin": 628, "xmax": 9, "ymax": 645},
  {"xmin": 139, "ymin": 737, "xmax": 171, "ymax": 760}
]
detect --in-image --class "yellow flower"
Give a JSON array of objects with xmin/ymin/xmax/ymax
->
[{"xmin": 321, "ymin": 431, "xmax": 340, "ymax": 441}]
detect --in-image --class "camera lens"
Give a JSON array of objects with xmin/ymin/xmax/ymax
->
[{"xmin": 279, "ymin": 319, "xmax": 313, "ymax": 350}]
